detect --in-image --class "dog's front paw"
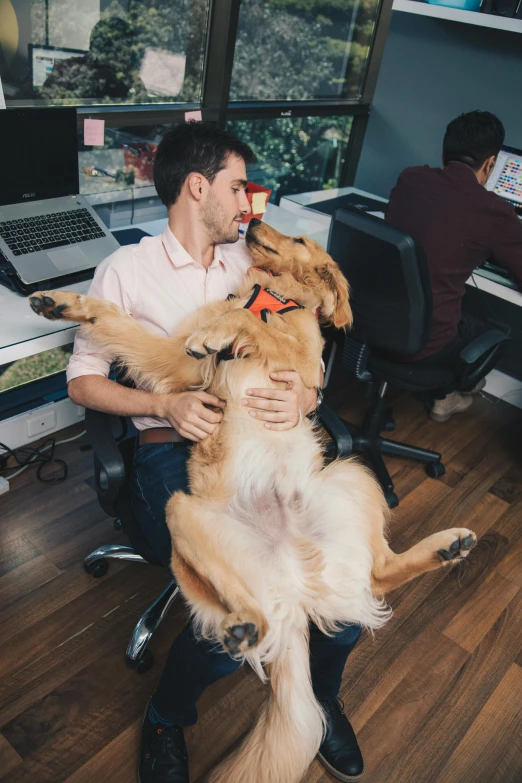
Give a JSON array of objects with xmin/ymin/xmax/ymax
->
[
  {"xmin": 29, "ymin": 291, "xmax": 92, "ymax": 323},
  {"xmin": 219, "ymin": 611, "xmax": 267, "ymax": 658},
  {"xmin": 185, "ymin": 325, "xmax": 238, "ymax": 359}
]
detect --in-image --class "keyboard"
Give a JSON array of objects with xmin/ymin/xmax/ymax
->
[
  {"xmin": 0, "ymin": 208, "xmax": 106, "ymax": 256},
  {"xmin": 479, "ymin": 260, "xmax": 513, "ymax": 280},
  {"xmin": 476, "ymin": 260, "xmax": 518, "ymax": 291}
]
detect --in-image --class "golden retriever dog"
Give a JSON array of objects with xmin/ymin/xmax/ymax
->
[{"xmin": 29, "ymin": 220, "xmax": 477, "ymax": 783}]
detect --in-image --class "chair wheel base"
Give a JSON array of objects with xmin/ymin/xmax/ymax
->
[
  {"xmin": 84, "ymin": 559, "xmax": 109, "ymax": 578},
  {"xmin": 385, "ymin": 492, "xmax": 399, "ymax": 509},
  {"xmin": 127, "ymin": 647, "xmax": 154, "ymax": 674},
  {"xmin": 425, "ymin": 461, "xmax": 446, "ymax": 479}
]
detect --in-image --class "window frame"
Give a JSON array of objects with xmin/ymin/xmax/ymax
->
[{"xmin": 70, "ymin": 0, "xmax": 393, "ymax": 188}]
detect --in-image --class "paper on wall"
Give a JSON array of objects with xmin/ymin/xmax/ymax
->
[
  {"xmin": 84, "ymin": 118, "xmax": 105, "ymax": 146},
  {"xmin": 251, "ymin": 192, "xmax": 268, "ymax": 215}
]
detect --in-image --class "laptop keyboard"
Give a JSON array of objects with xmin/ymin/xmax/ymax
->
[{"xmin": 0, "ymin": 209, "xmax": 106, "ymax": 256}]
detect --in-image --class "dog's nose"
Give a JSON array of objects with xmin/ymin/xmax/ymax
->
[{"xmin": 249, "ymin": 218, "xmax": 262, "ymax": 227}]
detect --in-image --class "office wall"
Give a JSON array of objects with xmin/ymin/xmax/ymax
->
[{"xmin": 355, "ymin": 11, "xmax": 522, "ymax": 198}]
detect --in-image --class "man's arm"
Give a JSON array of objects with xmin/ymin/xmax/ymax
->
[
  {"xmin": 66, "ymin": 250, "xmax": 225, "ymax": 442},
  {"xmin": 491, "ymin": 207, "xmax": 522, "ymax": 290},
  {"xmin": 69, "ymin": 376, "xmax": 225, "ymax": 442}
]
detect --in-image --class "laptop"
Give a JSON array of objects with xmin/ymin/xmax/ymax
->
[
  {"xmin": 486, "ymin": 144, "xmax": 522, "ymax": 218},
  {"xmin": 0, "ymin": 107, "xmax": 120, "ymax": 295}
]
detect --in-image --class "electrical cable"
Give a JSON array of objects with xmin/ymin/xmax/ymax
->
[{"xmin": 0, "ymin": 429, "xmax": 86, "ymax": 484}]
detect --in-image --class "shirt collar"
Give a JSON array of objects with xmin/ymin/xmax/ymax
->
[
  {"xmin": 161, "ymin": 224, "xmax": 226, "ymax": 270},
  {"xmin": 444, "ymin": 161, "xmax": 482, "ymax": 188}
]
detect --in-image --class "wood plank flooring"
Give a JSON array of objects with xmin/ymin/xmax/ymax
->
[{"xmin": 0, "ymin": 377, "xmax": 521, "ymax": 783}]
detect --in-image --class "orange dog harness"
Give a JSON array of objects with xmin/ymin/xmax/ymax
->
[
  {"xmin": 242, "ymin": 283, "xmax": 304, "ymax": 322},
  {"xmin": 219, "ymin": 283, "xmax": 304, "ymax": 361}
]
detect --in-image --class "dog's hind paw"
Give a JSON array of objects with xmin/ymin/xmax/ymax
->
[
  {"xmin": 219, "ymin": 611, "xmax": 266, "ymax": 657},
  {"xmin": 433, "ymin": 528, "xmax": 477, "ymax": 564}
]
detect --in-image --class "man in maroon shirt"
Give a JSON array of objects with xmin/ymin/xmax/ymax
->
[{"xmin": 386, "ymin": 110, "xmax": 522, "ymax": 421}]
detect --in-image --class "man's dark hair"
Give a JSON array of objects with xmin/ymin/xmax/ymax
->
[
  {"xmin": 153, "ymin": 122, "xmax": 256, "ymax": 208},
  {"xmin": 442, "ymin": 110, "xmax": 505, "ymax": 170}
]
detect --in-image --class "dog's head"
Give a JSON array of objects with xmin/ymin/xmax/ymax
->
[{"xmin": 245, "ymin": 219, "xmax": 352, "ymax": 329}]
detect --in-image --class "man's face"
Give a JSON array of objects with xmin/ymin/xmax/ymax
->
[{"xmin": 201, "ymin": 154, "xmax": 250, "ymax": 244}]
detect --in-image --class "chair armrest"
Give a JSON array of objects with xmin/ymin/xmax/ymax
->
[
  {"xmin": 460, "ymin": 328, "xmax": 511, "ymax": 364},
  {"xmin": 85, "ymin": 408, "xmax": 126, "ymax": 505},
  {"xmin": 317, "ymin": 402, "xmax": 353, "ymax": 459}
]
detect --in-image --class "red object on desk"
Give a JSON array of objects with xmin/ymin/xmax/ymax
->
[
  {"xmin": 123, "ymin": 142, "xmax": 158, "ymax": 181},
  {"xmin": 241, "ymin": 182, "xmax": 272, "ymax": 223}
]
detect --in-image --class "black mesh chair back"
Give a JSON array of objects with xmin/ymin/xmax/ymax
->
[
  {"xmin": 328, "ymin": 207, "xmax": 432, "ymax": 356},
  {"xmin": 325, "ymin": 207, "xmax": 510, "ymax": 507}
]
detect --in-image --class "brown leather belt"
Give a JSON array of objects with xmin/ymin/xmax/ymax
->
[{"xmin": 139, "ymin": 427, "xmax": 184, "ymax": 445}]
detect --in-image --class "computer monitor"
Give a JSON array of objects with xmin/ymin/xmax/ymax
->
[
  {"xmin": 486, "ymin": 144, "xmax": 522, "ymax": 216},
  {"xmin": 29, "ymin": 44, "xmax": 86, "ymax": 89},
  {"xmin": 0, "ymin": 107, "xmax": 79, "ymax": 207}
]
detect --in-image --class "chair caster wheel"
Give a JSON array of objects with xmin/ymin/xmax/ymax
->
[
  {"xmin": 385, "ymin": 492, "xmax": 399, "ymax": 509},
  {"xmin": 425, "ymin": 461, "xmax": 446, "ymax": 479},
  {"xmin": 84, "ymin": 559, "xmax": 109, "ymax": 578},
  {"xmin": 113, "ymin": 518, "xmax": 123, "ymax": 531},
  {"xmin": 127, "ymin": 648, "xmax": 154, "ymax": 674},
  {"xmin": 383, "ymin": 407, "xmax": 396, "ymax": 431}
]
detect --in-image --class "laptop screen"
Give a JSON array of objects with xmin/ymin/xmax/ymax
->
[
  {"xmin": 486, "ymin": 144, "xmax": 522, "ymax": 214},
  {"xmin": 0, "ymin": 108, "xmax": 79, "ymax": 207}
]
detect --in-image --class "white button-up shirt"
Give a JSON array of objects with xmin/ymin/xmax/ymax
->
[{"xmin": 66, "ymin": 224, "xmax": 253, "ymax": 430}]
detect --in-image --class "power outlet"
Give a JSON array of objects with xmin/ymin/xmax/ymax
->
[{"xmin": 27, "ymin": 410, "xmax": 57, "ymax": 439}]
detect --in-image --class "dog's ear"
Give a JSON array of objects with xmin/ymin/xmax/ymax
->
[{"xmin": 317, "ymin": 263, "xmax": 353, "ymax": 329}]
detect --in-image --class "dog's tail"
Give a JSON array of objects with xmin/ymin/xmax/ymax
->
[{"xmin": 209, "ymin": 624, "xmax": 323, "ymax": 783}]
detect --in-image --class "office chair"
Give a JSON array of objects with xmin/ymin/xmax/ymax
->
[
  {"xmin": 82, "ymin": 407, "xmax": 179, "ymax": 673},
  {"xmin": 82, "ymin": 404, "xmax": 352, "ymax": 672},
  {"xmin": 327, "ymin": 207, "xmax": 510, "ymax": 508}
]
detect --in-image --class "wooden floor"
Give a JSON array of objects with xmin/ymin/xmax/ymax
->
[{"xmin": 1, "ymin": 377, "xmax": 521, "ymax": 783}]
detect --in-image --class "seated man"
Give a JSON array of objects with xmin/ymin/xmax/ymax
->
[
  {"xmin": 386, "ymin": 110, "xmax": 522, "ymax": 422},
  {"xmin": 67, "ymin": 122, "xmax": 364, "ymax": 783}
]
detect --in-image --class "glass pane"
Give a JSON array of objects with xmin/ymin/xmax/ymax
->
[
  {"xmin": 0, "ymin": 344, "xmax": 74, "ymax": 393},
  {"xmin": 230, "ymin": 0, "xmax": 381, "ymax": 102},
  {"xmin": 2, "ymin": 0, "xmax": 209, "ymax": 106},
  {"xmin": 227, "ymin": 116, "xmax": 353, "ymax": 204},
  {"xmin": 78, "ymin": 122, "xmax": 169, "ymax": 228}
]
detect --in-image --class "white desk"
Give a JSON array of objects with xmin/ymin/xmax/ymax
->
[
  {"xmin": 2, "ymin": 188, "xmax": 522, "ymax": 364},
  {"xmin": 281, "ymin": 185, "xmax": 388, "ymax": 227}
]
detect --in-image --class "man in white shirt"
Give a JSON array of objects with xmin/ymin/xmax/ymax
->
[{"xmin": 67, "ymin": 122, "xmax": 363, "ymax": 783}]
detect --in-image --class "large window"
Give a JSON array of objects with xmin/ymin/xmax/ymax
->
[
  {"xmin": 78, "ymin": 122, "xmax": 169, "ymax": 226},
  {"xmin": 230, "ymin": 0, "xmax": 381, "ymax": 102},
  {"xmin": 2, "ymin": 0, "xmax": 209, "ymax": 106},
  {"xmin": 227, "ymin": 115, "xmax": 353, "ymax": 204}
]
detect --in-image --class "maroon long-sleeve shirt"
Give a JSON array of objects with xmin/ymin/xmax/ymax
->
[{"xmin": 385, "ymin": 162, "xmax": 522, "ymax": 359}]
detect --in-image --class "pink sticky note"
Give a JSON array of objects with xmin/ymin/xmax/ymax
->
[
  {"xmin": 84, "ymin": 119, "xmax": 105, "ymax": 146},
  {"xmin": 184, "ymin": 110, "xmax": 202, "ymax": 122}
]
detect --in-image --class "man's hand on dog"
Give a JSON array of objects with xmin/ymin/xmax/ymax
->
[
  {"xmin": 241, "ymin": 371, "xmax": 318, "ymax": 431},
  {"xmin": 161, "ymin": 374, "xmax": 316, "ymax": 440},
  {"xmin": 160, "ymin": 391, "xmax": 225, "ymax": 442}
]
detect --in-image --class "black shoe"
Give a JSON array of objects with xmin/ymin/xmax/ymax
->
[
  {"xmin": 138, "ymin": 703, "xmax": 190, "ymax": 783},
  {"xmin": 317, "ymin": 698, "xmax": 364, "ymax": 782}
]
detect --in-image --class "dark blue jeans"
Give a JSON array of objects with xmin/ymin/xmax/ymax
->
[{"xmin": 130, "ymin": 441, "xmax": 362, "ymax": 726}]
